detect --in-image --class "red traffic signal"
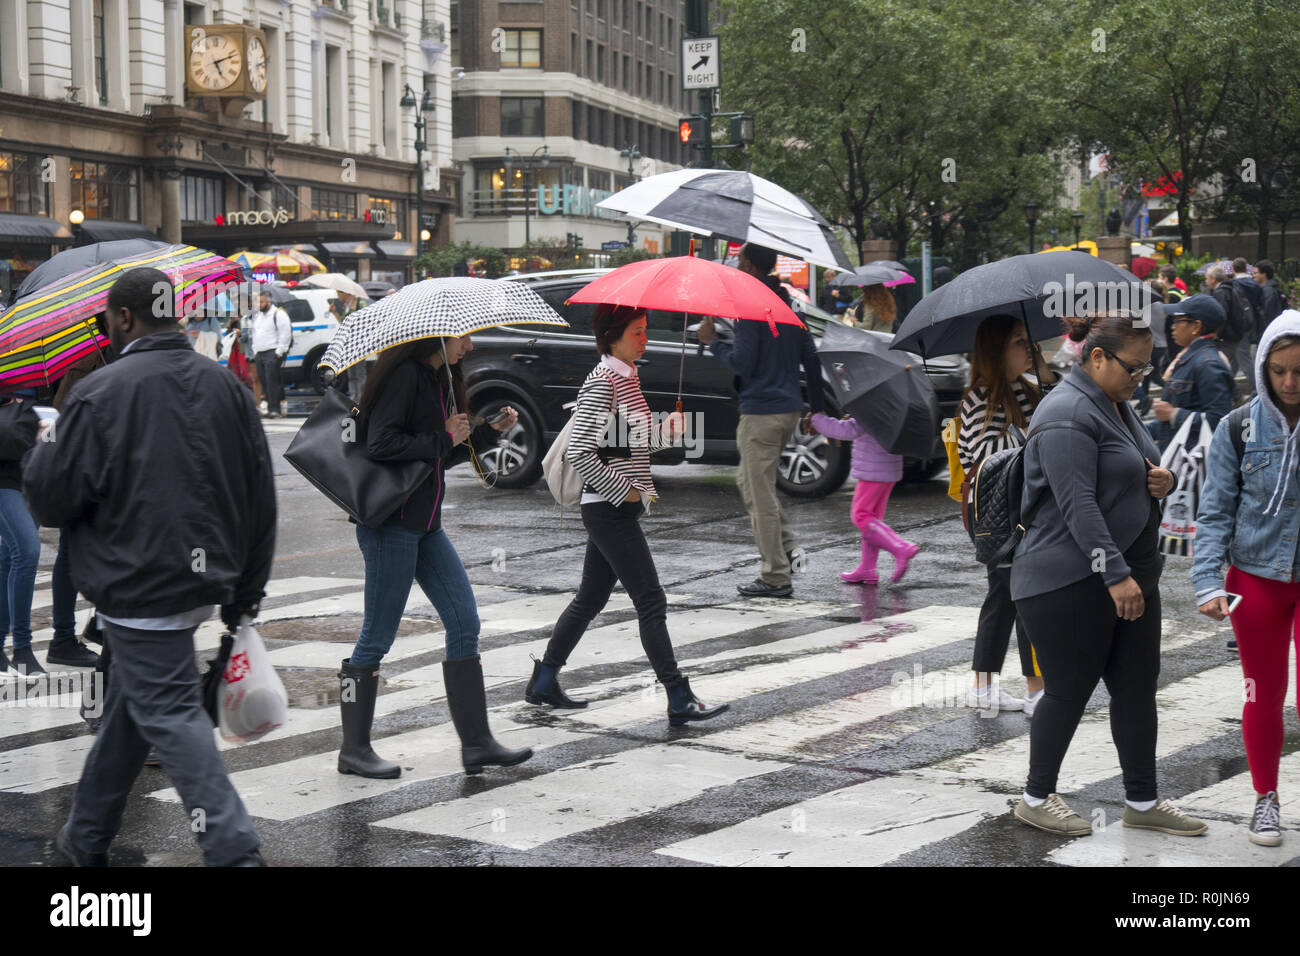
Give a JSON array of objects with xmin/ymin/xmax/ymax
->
[{"xmin": 678, "ymin": 116, "xmax": 706, "ymax": 146}]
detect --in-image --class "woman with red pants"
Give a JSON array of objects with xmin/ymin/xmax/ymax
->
[{"xmin": 1194, "ymin": 309, "xmax": 1300, "ymax": 847}]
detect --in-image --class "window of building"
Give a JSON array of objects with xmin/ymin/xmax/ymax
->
[
  {"xmin": 312, "ymin": 187, "xmax": 357, "ymax": 220},
  {"xmin": 623, "ymin": 0, "xmax": 631, "ymax": 30},
  {"xmin": 0, "ymin": 152, "xmax": 50, "ymax": 216},
  {"xmin": 622, "ymin": 56, "xmax": 630, "ymax": 90},
  {"xmin": 179, "ymin": 173, "xmax": 222, "ymax": 222},
  {"xmin": 571, "ymin": 100, "xmax": 583, "ymax": 140},
  {"xmin": 570, "ymin": 33, "xmax": 578, "ymax": 72},
  {"xmin": 93, "ymin": 0, "xmax": 108, "ymax": 106},
  {"xmin": 366, "ymin": 196, "xmax": 405, "ymax": 228},
  {"xmin": 501, "ymin": 29, "xmax": 541, "ymax": 68},
  {"xmin": 450, "ymin": 25, "xmax": 459, "ymax": 67},
  {"xmin": 585, "ymin": 40, "xmax": 593, "ymax": 79},
  {"xmin": 70, "ymin": 160, "xmax": 139, "ymax": 221},
  {"xmin": 597, "ymin": 0, "xmax": 606, "ymax": 19},
  {"xmin": 474, "ymin": 164, "xmax": 509, "ymax": 215},
  {"xmin": 597, "ymin": 45, "xmax": 605, "ymax": 84},
  {"xmin": 500, "ymin": 96, "xmax": 544, "ymax": 136},
  {"xmin": 325, "ymin": 46, "xmax": 336, "ymax": 141}
]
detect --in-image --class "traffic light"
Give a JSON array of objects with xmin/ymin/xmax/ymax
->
[
  {"xmin": 729, "ymin": 115, "xmax": 754, "ymax": 145},
  {"xmin": 678, "ymin": 116, "xmax": 707, "ymax": 148}
]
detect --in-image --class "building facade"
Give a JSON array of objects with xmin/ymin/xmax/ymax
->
[
  {"xmin": 451, "ymin": 0, "xmax": 687, "ymax": 260},
  {"xmin": 1, "ymin": 0, "xmax": 457, "ymax": 299}
]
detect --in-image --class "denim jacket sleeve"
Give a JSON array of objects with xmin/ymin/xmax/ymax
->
[{"xmin": 1191, "ymin": 414, "xmax": 1242, "ymax": 596}]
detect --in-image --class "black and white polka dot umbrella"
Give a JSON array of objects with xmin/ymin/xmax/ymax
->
[{"xmin": 318, "ymin": 276, "xmax": 568, "ymax": 375}]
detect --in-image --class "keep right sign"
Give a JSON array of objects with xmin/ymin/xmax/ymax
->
[{"xmin": 682, "ymin": 36, "xmax": 720, "ymax": 90}]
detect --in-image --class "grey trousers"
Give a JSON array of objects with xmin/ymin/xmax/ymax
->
[
  {"xmin": 66, "ymin": 620, "xmax": 260, "ymax": 866},
  {"xmin": 736, "ymin": 411, "xmax": 801, "ymax": 587}
]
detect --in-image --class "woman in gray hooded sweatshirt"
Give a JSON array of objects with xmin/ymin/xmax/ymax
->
[{"xmin": 1193, "ymin": 308, "xmax": 1300, "ymax": 848}]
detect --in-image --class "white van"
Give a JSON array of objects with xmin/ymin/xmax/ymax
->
[{"xmin": 220, "ymin": 287, "xmax": 359, "ymax": 393}]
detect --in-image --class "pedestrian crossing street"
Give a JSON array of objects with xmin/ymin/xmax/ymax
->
[{"xmin": 4, "ymin": 573, "xmax": 1297, "ymax": 866}]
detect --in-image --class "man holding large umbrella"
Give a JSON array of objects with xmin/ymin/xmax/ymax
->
[{"xmin": 697, "ymin": 243, "xmax": 826, "ymax": 598}]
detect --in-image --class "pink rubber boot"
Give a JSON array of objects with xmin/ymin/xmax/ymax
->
[
  {"xmin": 841, "ymin": 533, "xmax": 880, "ymax": 584},
  {"xmin": 864, "ymin": 520, "xmax": 920, "ymax": 583}
]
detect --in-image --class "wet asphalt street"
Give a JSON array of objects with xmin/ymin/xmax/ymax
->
[{"xmin": 3, "ymin": 412, "xmax": 1296, "ymax": 869}]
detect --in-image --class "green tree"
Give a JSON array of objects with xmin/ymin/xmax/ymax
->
[{"xmin": 413, "ymin": 241, "xmax": 508, "ymax": 279}]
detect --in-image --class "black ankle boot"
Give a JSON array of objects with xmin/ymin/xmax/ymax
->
[
  {"xmin": 0, "ymin": 648, "xmax": 11, "ymax": 674},
  {"xmin": 524, "ymin": 657, "xmax": 588, "ymax": 709},
  {"xmin": 10, "ymin": 646, "xmax": 46, "ymax": 676},
  {"xmin": 664, "ymin": 675, "xmax": 729, "ymax": 726},
  {"xmin": 444, "ymin": 656, "xmax": 533, "ymax": 775},
  {"xmin": 337, "ymin": 659, "xmax": 400, "ymax": 779}
]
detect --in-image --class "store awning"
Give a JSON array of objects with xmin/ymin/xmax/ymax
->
[
  {"xmin": 76, "ymin": 219, "xmax": 159, "ymax": 243},
  {"xmin": 0, "ymin": 213, "xmax": 74, "ymax": 244},
  {"xmin": 323, "ymin": 241, "xmax": 375, "ymax": 258},
  {"xmin": 372, "ymin": 240, "xmax": 417, "ymax": 260}
]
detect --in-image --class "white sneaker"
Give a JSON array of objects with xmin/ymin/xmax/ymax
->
[
  {"xmin": 1023, "ymin": 689, "xmax": 1045, "ymax": 718},
  {"xmin": 966, "ymin": 685, "xmax": 1024, "ymax": 712}
]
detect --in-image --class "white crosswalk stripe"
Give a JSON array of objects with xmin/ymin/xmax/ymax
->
[{"xmin": 4, "ymin": 567, "xmax": 1294, "ymax": 866}]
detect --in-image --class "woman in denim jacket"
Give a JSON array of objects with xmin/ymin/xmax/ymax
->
[
  {"xmin": 1193, "ymin": 308, "xmax": 1300, "ymax": 848},
  {"xmin": 1147, "ymin": 294, "xmax": 1235, "ymax": 451}
]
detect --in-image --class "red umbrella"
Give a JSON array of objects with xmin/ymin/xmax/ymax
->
[
  {"xmin": 566, "ymin": 253, "xmax": 805, "ymax": 412},
  {"xmin": 1130, "ymin": 255, "xmax": 1158, "ymax": 279},
  {"xmin": 565, "ymin": 254, "xmax": 803, "ymax": 334}
]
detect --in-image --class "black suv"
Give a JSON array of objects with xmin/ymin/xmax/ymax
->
[{"xmin": 459, "ymin": 271, "xmax": 968, "ymax": 498}]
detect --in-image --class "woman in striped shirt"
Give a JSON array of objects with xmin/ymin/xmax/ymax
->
[
  {"xmin": 958, "ymin": 314, "xmax": 1057, "ymax": 714},
  {"xmin": 525, "ymin": 305, "xmax": 729, "ymax": 726}
]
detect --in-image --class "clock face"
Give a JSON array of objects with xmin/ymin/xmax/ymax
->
[
  {"xmin": 247, "ymin": 36, "xmax": 267, "ymax": 94},
  {"xmin": 188, "ymin": 30, "xmax": 243, "ymax": 92}
]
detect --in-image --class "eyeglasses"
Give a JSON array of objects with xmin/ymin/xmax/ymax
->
[{"xmin": 1102, "ymin": 348, "xmax": 1154, "ymax": 380}]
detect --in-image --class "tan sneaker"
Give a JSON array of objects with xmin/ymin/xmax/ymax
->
[
  {"xmin": 1122, "ymin": 799, "xmax": 1207, "ymax": 836},
  {"xmin": 1014, "ymin": 793, "xmax": 1091, "ymax": 837}
]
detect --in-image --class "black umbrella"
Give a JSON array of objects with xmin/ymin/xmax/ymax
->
[
  {"xmin": 362, "ymin": 280, "xmax": 398, "ymax": 298},
  {"xmin": 818, "ymin": 320, "xmax": 940, "ymax": 458},
  {"xmin": 891, "ymin": 251, "xmax": 1154, "ymax": 358},
  {"xmin": 829, "ymin": 263, "xmax": 912, "ymax": 288},
  {"xmin": 12, "ymin": 238, "xmax": 170, "ymax": 304}
]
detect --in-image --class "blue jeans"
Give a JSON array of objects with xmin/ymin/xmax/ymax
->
[
  {"xmin": 51, "ymin": 529, "xmax": 77, "ymax": 642},
  {"xmin": 0, "ymin": 488, "xmax": 40, "ymax": 650},
  {"xmin": 351, "ymin": 524, "xmax": 480, "ymax": 668}
]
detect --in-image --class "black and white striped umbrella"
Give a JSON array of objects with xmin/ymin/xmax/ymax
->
[
  {"xmin": 597, "ymin": 169, "xmax": 852, "ymax": 271},
  {"xmin": 318, "ymin": 277, "xmax": 567, "ymax": 375}
]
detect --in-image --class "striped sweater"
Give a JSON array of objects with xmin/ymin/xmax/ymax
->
[
  {"xmin": 565, "ymin": 355, "xmax": 671, "ymax": 505},
  {"xmin": 956, "ymin": 381, "xmax": 1036, "ymax": 473}
]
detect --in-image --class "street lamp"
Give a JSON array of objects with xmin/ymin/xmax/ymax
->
[
  {"xmin": 1071, "ymin": 209, "xmax": 1084, "ymax": 249},
  {"xmin": 399, "ymin": 82, "xmax": 435, "ymax": 257},
  {"xmin": 1023, "ymin": 200, "xmax": 1040, "ymax": 254},
  {"xmin": 619, "ymin": 144, "xmax": 641, "ymax": 248},
  {"xmin": 503, "ymin": 144, "xmax": 549, "ymax": 249}
]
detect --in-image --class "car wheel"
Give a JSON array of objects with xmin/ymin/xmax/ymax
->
[
  {"xmin": 902, "ymin": 457, "xmax": 944, "ymax": 482},
  {"xmin": 777, "ymin": 424, "xmax": 851, "ymax": 498},
  {"xmin": 474, "ymin": 398, "xmax": 543, "ymax": 489},
  {"xmin": 305, "ymin": 346, "xmax": 331, "ymax": 395}
]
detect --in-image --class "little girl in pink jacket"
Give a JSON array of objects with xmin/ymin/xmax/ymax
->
[{"xmin": 808, "ymin": 412, "xmax": 919, "ymax": 583}]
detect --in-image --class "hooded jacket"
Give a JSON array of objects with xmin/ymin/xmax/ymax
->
[
  {"xmin": 1146, "ymin": 336, "xmax": 1234, "ymax": 450},
  {"xmin": 1192, "ymin": 309, "xmax": 1300, "ymax": 601}
]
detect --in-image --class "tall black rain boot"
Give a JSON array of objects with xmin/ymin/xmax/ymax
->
[
  {"xmin": 337, "ymin": 659, "xmax": 400, "ymax": 779},
  {"xmin": 443, "ymin": 656, "xmax": 534, "ymax": 775}
]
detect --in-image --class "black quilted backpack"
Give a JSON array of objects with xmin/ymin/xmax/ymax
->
[{"xmin": 968, "ymin": 420, "xmax": 1089, "ymax": 566}]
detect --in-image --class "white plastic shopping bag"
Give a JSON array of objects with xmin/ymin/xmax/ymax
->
[
  {"xmin": 1158, "ymin": 412, "xmax": 1214, "ymax": 557},
  {"xmin": 218, "ymin": 619, "xmax": 289, "ymax": 744}
]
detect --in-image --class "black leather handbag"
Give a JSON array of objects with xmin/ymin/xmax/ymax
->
[
  {"xmin": 283, "ymin": 387, "xmax": 434, "ymax": 528},
  {"xmin": 0, "ymin": 398, "xmax": 39, "ymax": 461}
]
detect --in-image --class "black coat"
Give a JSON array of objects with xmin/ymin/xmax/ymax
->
[
  {"xmin": 0, "ymin": 398, "xmax": 38, "ymax": 491},
  {"xmin": 22, "ymin": 332, "xmax": 275, "ymax": 618},
  {"xmin": 363, "ymin": 357, "xmax": 498, "ymax": 533}
]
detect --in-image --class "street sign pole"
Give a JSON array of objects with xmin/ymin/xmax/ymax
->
[{"xmin": 921, "ymin": 241, "xmax": 932, "ymax": 296}]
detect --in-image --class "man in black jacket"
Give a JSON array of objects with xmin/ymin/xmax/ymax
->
[
  {"xmin": 24, "ymin": 268, "xmax": 273, "ymax": 867},
  {"xmin": 1255, "ymin": 259, "xmax": 1285, "ymax": 330}
]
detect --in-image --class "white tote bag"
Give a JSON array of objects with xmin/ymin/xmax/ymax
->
[
  {"xmin": 542, "ymin": 401, "xmax": 585, "ymax": 507},
  {"xmin": 217, "ymin": 620, "xmax": 289, "ymax": 744},
  {"xmin": 1157, "ymin": 412, "xmax": 1214, "ymax": 557}
]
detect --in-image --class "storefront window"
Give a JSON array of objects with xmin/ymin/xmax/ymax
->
[
  {"xmin": 474, "ymin": 165, "xmax": 510, "ymax": 215},
  {"xmin": 312, "ymin": 187, "xmax": 357, "ymax": 220},
  {"xmin": 69, "ymin": 160, "xmax": 140, "ymax": 221},
  {"xmin": 180, "ymin": 173, "xmax": 223, "ymax": 222},
  {"xmin": 0, "ymin": 152, "xmax": 50, "ymax": 216},
  {"xmin": 366, "ymin": 196, "xmax": 405, "ymax": 228}
]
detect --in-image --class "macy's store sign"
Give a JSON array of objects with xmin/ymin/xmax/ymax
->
[{"xmin": 213, "ymin": 208, "xmax": 293, "ymax": 228}]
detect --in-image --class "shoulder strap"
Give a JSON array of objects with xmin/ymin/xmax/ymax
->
[{"xmin": 1228, "ymin": 403, "xmax": 1251, "ymax": 463}]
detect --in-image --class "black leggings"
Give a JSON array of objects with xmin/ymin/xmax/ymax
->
[
  {"xmin": 543, "ymin": 499, "xmax": 681, "ymax": 683},
  {"xmin": 972, "ymin": 564, "xmax": 1037, "ymax": 676},
  {"xmin": 1016, "ymin": 574, "xmax": 1161, "ymax": 802}
]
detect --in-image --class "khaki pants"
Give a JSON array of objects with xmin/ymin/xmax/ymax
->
[{"xmin": 736, "ymin": 411, "xmax": 801, "ymax": 586}]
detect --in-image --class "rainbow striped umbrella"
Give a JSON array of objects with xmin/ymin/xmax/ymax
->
[
  {"xmin": 231, "ymin": 249, "xmax": 326, "ymax": 276},
  {"xmin": 0, "ymin": 244, "xmax": 242, "ymax": 390}
]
